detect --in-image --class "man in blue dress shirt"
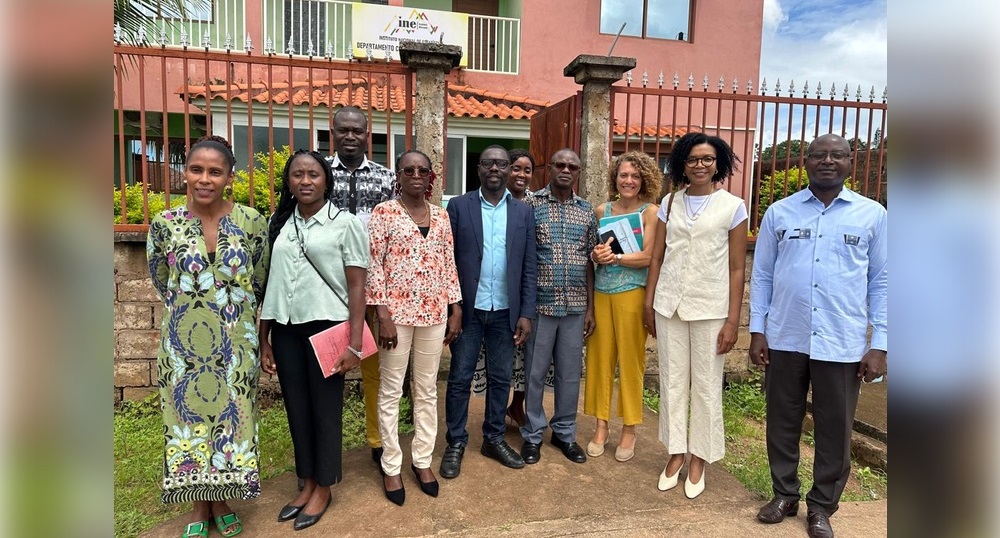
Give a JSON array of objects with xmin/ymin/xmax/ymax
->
[
  {"xmin": 440, "ymin": 146, "xmax": 538, "ymax": 478},
  {"xmin": 749, "ymin": 134, "xmax": 887, "ymax": 538}
]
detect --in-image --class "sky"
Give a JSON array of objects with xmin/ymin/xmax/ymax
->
[{"xmin": 760, "ymin": 0, "xmax": 886, "ymax": 99}]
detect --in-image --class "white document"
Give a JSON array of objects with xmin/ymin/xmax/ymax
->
[{"xmin": 598, "ymin": 218, "xmax": 640, "ymax": 254}]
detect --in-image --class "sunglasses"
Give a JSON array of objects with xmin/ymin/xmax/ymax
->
[
  {"xmin": 550, "ymin": 162, "xmax": 581, "ymax": 172},
  {"xmin": 400, "ymin": 166, "xmax": 431, "ymax": 178}
]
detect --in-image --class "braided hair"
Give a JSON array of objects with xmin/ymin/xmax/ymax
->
[{"xmin": 267, "ymin": 149, "xmax": 335, "ymax": 247}]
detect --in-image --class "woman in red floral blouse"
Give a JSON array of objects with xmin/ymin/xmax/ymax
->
[{"xmin": 366, "ymin": 150, "xmax": 463, "ymax": 506}]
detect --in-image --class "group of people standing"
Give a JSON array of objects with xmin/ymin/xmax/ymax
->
[{"xmin": 148, "ymin": 104, "xmax": 885, "ymax": 538}]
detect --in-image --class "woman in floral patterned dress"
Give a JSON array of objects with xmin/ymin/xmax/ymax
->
[{"xmin": 146, "ymin": 136, "xmax": 269, "ymax": 538}]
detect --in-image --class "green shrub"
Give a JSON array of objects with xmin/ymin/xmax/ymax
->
[
  {"xmin": 113, "ymin": 183, "xmax": 184, "ymax": 225},
  {"xmin": 755, "ymin": 167, "xmax": 856, "ymax": 223},
  {"xmin": 232, "ymin": 146, "xmax": 291, "ymax": 216}
]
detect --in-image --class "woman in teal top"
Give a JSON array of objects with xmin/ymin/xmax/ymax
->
[{"xmin": 584, "ymin": 151, "xmax": 662, "ymax": 462}]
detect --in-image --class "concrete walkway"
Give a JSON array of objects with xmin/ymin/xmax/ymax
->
[{"xmin": 144, "ymin": 382, "xmax": 887, "ymax": 537}]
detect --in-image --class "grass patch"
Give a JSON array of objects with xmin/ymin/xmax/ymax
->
[
  {"xmin": 642, "ymin": 387, "xmax": 660, "ymax": 413},
  {"xmin": 115, "ymin": 388, "xmax": 414, "ymax": 538}
]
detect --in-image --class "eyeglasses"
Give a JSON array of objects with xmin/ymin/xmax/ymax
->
[
  {"xmin": 400, "ymin": 166, "xmax": 431, "ymax": 177},
  {"xmin": 684, "ymin": 156, "xmax": 717, "ymax": 167},
  {"xmin": 478, "ymin": 159, "xmax": 510, "ymax": 169},
  {"xmin": 550, "ymin": 162, "xmax": 581, "ymax": 172},
  {"xmin": 806, "ymin": 151, "xmax": 852, "ymax": 162}
]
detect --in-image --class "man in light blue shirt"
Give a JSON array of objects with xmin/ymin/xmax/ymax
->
[
  {"xmin": 441, "ymin": 146, "xmax": 538, "ymax": 478},
  {"xmin": 749, "ymin": 134, "xmax": 887, "ymax": 538}
]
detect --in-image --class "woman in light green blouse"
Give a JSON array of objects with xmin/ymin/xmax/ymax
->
[{"xmin": 259, "ymin": 150, "xmax": 369, "ymax": 531}]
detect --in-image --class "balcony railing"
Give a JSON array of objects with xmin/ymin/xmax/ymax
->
[{"xmin": 115, "ymin": 0, "xmax": 520, "ymax": 74}]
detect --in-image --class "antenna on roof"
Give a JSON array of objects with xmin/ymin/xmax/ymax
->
[{"xmin": 608, "ymin": 22, "xmax": 626, "ymax": 56}]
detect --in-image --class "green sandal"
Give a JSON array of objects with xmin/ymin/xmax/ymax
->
[
  {"xmin": 214, "ymin": 512, "xmax": 243, "ymax": 537},
  {"xmin": 181, "ymin": 521, "xmax": 209, "ymax": 538}
]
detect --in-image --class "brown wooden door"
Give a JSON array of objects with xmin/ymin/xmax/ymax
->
[{"xmin": 529, "ymin": 92, "xmax": 582, "ymax": 192}]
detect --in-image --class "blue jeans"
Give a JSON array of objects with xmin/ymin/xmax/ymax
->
[{"xmin": 445, "ymin": 309, "xmax": 515, "ymax": 445}]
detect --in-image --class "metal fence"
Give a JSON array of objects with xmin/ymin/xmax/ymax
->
[
  {"xmin": 113, "ymin": 43, "xmax": 414, "ymax": 232},
  {"xmin": 609, "ymin": 72, "xmax": 887, "ymax": 233}
]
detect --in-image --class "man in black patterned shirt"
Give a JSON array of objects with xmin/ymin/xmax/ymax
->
[{"xmin": 325, "ymin": 106, "xmax": 395, "ymax": 467}]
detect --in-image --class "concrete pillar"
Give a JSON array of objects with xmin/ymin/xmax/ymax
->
[
  {"xmin": 563, "ymin": 54, "xmax": 636, "ymax": 208},
  {"xmin": 399, "ymin": 41, "xmax": 462, "ymax": 206}
]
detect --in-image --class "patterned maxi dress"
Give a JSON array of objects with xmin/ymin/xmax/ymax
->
[{"xmin": 146, "ymin": 204, "xmax": 269, "ymax": 503}]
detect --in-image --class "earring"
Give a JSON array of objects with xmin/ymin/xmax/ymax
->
[{"xmin": 392, "ymin": 180, "xmax": 401, "ymax": 197}]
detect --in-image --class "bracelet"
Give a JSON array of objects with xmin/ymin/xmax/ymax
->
[{"xmin": 347, "ymin": 346, "xmax": 363, "ymax": 359}]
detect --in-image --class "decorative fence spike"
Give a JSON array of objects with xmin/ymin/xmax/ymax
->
[
  {"xmin": 802, "ymin": 80, "xmax": 809, "ymax": 96},
  {"xmin": 287, "ymin": 37, "xmax": 295, "ymax": 55},
  {"xmin": 265, "ymin": 37, "xmax": 274, "ymax": 55},
  {"xmin": 718, "ymin": 75, "xmax": 725, "ymax": 91},
  {"xmin": 815, "ymin": 82, "xmax": 822, "ymax": 98},
  {"xmin": 366, "ymin": 47, "xmax": 373, "ymax": 62},
  {"xmin": 114, "ymin": 23, "xmax": 122, "ymax": 43},
  {"xmin": 881, "ymin": 87, "xmax": 887, "ymax": 102},
  {"xmin": 180, "ymin": 28, "xmax": 189, "ymax": 47},
  {"xmin": 869, "ymin": 86, "xmax": 875, "ymax": 101},
  {"xmin": 760, "ymin": 77, "xmax": 767, "ymax": 94},
  {"xmin": 225, "ymin": 34, "xmax": 233, "ymax": 52},
  {"xmin": 158, "ymin": 22, "xmax": 168, "ymax": 46},
  {"xmin": 202, "ymin": 31, "xmax": 211, "ymax": 49},
  {"xmin": 856, "ymin": 85, "xmax": 862, "ymax": 100},
  {"xmin": 702, "ymin": 74, "xmax": 709, "ymax": 90},
  {"xmin": 657, "ymin": 71, "xmax": 664, "ymax": 88},
  {"xmin": 625, "ymin": 70, "xmax": 633, "ymax": 86},
  {"xmin": 775, "ymin": 78, "xmax": 781, "ymax": 94},
  {"xmin": 747, "ymin": 78, "xmax": 753, "ymax": 94},
  {"xmin": 325, "ymin": 41, "xmax": 333, "ymax": 59},
  {"xmin": 642, "ymin": 70, "xmax": 648, "ymax": 87},
  {"xmin": 732, "ymin": 77, "xmax": 739, "ymax": 93},
  {"xmin": 688, "ymin": 73, "xmax": 694, "ymax": 90},
  {"xmin": 347, "ymin": 47, "xmax": 354, "ymax": 59},
  {"xmin": 842, "ymin": 84, "xmax": 849, "ymax": 100},
  {"xmin": 307, "ymin": 39, "xmax": 314, "ymax": 57},
  {"xmin": 245, "ymin": 34, "xmax": 253, "ymax": 51},
  {"xmin": 788, "ymin": 79, "xmax": 795, "ymax": 95},
  {"xmin": 137, "ymin": 25, "xmax": 147, "ymax": 44},
  {"xmin": 829, "ymin": 82, "xmax": 836, "ymax": 98},
  {"xmin": 384, "ymin": 47, "xmax": 391, "ymax": 62},
  {"xmin": 672, "ymin": 71, "xmax": 679, "ymax": 89}
]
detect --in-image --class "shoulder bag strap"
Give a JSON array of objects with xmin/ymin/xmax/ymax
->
[{"xmin": 291, "ymin": 207, "xmax": 350, "ymax": 310}]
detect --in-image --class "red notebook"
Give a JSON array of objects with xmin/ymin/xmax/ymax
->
[{"xmin": 309, "ymin": 322, "xmax": 378, "ymax": 378}]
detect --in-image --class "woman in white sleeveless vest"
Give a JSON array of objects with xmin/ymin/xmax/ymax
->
[
  {"xmin": 585, "ymin": 151, "xmax": 662, "ymax": 462},
  {"xmin": 644, "ymin": 133, "xmax": 748, "ymax": 499}
]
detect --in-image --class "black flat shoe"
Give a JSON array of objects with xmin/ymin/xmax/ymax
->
[
  {"xmin": 277, "ymin": 503, "xmax": 305, "ymax": 522},
  {"xmin": 371, "ymin": 446, "xmax": 384, "ymax": 464},
  {"xmin": 382, "ymin": 475, "xmax": 406, "ymax": 506},
  {"xmin": 411, "ymin": 464, "xmax": 439, "ymax": 497},
  {"xmin": 292, "ymin": 496, "xmax": 331, "ymax": 531},
  {"xmin": 521, "ymin": 441, "xmax": 541, "ymax": 464},
  {"xmin": 551, "ymin": 436, "xmax": 588, "ymax": 463}
]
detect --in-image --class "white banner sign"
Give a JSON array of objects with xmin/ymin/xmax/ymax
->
[{"xmin": 352, "ymin": 3, "xmax": 469, "ymax": 66}]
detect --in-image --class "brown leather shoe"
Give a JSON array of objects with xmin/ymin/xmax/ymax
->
[
  {"xmin": 807, "ymin": 512, "xmax": 834, "ymax": 538},
  {"xmin": 756, "ymin": 498, "xmax": 799, "ymax": 524}
]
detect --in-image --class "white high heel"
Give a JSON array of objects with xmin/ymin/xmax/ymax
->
[
  {"xmin": 657, "ymin": 464, "xmax": 681, "ymax": 491},
  {"xmin": 684, "ymin": 469, "xmax": 705, "ymax": 498}
]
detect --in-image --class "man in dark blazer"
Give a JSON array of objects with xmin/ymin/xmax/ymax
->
[{"xmin": 439, "ymin": 145, "xmax": 538, "ymax": 479}]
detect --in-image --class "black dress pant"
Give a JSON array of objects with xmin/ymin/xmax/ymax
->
[
  {"xmin": 764, "ymin": 349, "xmax": 861, "ymax": 516},
  {"xmin": 272, "ymin": 320, "xmax": 345, "ymax": 487}
]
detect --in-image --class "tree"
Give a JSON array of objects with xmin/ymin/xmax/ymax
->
[
  {"xmin": 114, "ymin": 0, "xmax": 198, "ymax": 47},
  {"xmin": 759, "ymin": 140, "xmax": 806, "ymax": 163}
]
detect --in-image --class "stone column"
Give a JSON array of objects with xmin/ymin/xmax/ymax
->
[
  {"xmin": 563, "ymin": 55, "xmax": 636, "ymax": 208},
  {"xmin": 399, "ymin": 41, "xmax": 462, "ymax": 206}
]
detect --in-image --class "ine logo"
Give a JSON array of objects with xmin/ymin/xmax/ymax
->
[{"xmin": 385, "ymin": 10, "xmax": 440, "ymax": 36}]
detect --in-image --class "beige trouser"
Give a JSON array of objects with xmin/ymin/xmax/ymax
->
[
  {"xmin": 378, "ymin": 322, "xmax": 446, "ymax": 476},
  {"xmin": 656, "ymin": 313, "xmax": 726, "ymax": 463}
]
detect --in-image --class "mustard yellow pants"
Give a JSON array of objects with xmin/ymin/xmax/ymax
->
[
  {"xmin": 363, "ymin": 309, "xmax": 382, "ymax": 448},
  {"xmin": 583, "ymin": 288, "xmax": 647, "ymax": 425}
]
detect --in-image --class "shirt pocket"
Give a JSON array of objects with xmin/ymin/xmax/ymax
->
[{"xmin": 834, "ymin": 225, "xmax": 869, "ymax": 271}]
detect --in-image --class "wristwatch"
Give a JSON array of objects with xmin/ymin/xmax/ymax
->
[{"xmin": 614, "ymin": 254, "xmax": 623, "ymax": 265}]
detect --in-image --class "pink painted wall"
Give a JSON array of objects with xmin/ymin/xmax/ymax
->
[{"xmin": 452, "ymin": 0, "xmax": 764, "ymax": 104}]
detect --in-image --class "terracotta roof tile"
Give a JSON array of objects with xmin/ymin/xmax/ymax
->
[
  {"xmin": 611, "ymin": 121, "xmax": 699, "ymax": 138},
  {"xmin": 179, "ymin": 78, "xmax": 550, "ymax": 120}
]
